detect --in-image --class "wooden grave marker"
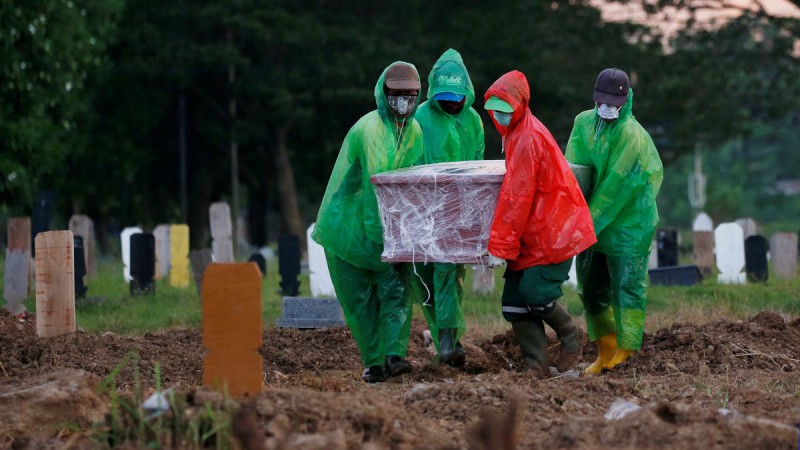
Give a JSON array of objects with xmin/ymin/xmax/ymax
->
[
  {"xmin": 209, "ymin": 202, "xmax": 234, "ymax": 263},
  {"xmin": 68, "ymin": 214, "xmax": 95, "ymax": 276},
  {"xmin": 153, "ymin": 224, "xmax": 171, "ymax": 280},
  {"xmin": 170, "ymin": 224, "xmax": 190, "ymax": 288},
  {"xmin": 770, "ymin": 232, "xmax": 797, "ymax": 279},
  {"xmin": 121, "ymin": 227, "xmax": 143, "ymax": 282},
  {"xmin": 202, "ymin": 263, "xmax": 262, "ymax": 397},
  {"xmin": 35, "ymin": 231, "xmax": 76, "ymax": 337}
]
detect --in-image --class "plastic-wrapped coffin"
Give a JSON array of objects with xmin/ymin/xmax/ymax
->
[{"xmin": 371, "ymin": 160, "xmax": 593, "ymax": 264}]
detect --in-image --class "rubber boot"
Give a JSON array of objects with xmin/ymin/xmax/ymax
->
[
  {"xmin": 603, "ymin": 349, "xmax": 634, "ymax": 371},
  {"xmin": 384, "ymin": 355, "xmax": 412, "ymax": 376},
  {"xmin": 540, "ymin": 303, "xmax": 583, "ymax": 372},
  {"xmin": 511, "ymin": 321, "xmax": 549, "ymax": 379},
  {"xmin": 583, "ymin": 333, "xmax": 617, "ymax": 376},
  {"xmin": 361, "ymin": 365, "xmax": 386, "ymax": 383},
  {"xmin": 438, "ymin": 328, "xmax": 466, "ymax": 367}
]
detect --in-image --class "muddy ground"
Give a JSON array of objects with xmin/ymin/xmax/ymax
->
[{"xmin": 1, "ymin": 310, "xmax": 799, "ymax": 449}]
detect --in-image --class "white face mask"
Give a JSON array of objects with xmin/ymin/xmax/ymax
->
[
  {"xmin": 597, "ymin": 103, "xmax": 620, "ymax": 120},
  {"xmin": 493, "ymin": 111, "xmax": 512, "ymax": 127}
]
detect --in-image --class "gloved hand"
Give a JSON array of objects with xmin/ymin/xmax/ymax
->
[{"xmin": 478, "ymin": 249, "xmax": 506, "ymax": 269}]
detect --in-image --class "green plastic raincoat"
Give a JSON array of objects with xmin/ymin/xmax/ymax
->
[
  {"xmin": 312, "ymin": 62, "xmax": 424, "ymax": 367},
  {"xmin": 565, "ymin": 88, "xmax": 663, "ymax": 350},
  {"xmin": 409, "ymin": 49, "xmax": 484, "ymax": 350}
]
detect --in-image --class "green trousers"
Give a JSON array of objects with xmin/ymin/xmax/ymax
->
[
  {"xmin": 576, "ymin": 249, "xmax": 649, "ymax": 350},
  {"xmin": 326, "ymin": 250, "xmax": 411, "ymax": 368},
  {"xmin": 408, "ymin": 262, "xmax": 466, "ymax": 351},
  {"xmin": 500, "ymin": 258, "xmax": 572, "ymax": 323}
]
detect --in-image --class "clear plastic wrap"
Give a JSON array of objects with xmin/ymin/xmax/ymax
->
[{"xmin": 371, "ymin": 160, "xmax": 593, "ymax": 264}]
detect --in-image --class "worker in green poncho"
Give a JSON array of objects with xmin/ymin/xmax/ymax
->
[
  {"xmin": 565, "ymin": 68, "xmax": 663, "ymax": 375},
  {"xmin": 408, "ymin": 48, "xmax": 484, "ymax": 367},
  {"xmin": 312, "ymin": 62, "xmax": 424, "ymax": 383}
]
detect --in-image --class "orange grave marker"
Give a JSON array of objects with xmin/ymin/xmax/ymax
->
[
  {"xmin": 202, "ymin": 262, "xmax": 263, "ymax": 397},
  {"xmin": 35, "ymin": 231, "xmax": 76, "ymax": 337}
]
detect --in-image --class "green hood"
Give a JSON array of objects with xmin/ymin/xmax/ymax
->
[
  {"xmin": 425, "ymin": 49, "xmax": 476, "ymax": 117},
  {"xmin": 374, "ymin": 61, "xmax": 422, "ymax": 121}
]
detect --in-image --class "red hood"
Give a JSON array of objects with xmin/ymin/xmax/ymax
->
[{"xmin": 484, "ymin": 70, "xmax": 530, "ymax": 135}]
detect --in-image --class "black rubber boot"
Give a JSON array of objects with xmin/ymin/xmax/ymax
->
[
  {"xmin": 511, "ymin": 320, "xmax": 549, "ymax": 379},
  {"xmin": 384, "ymin": 355, "xmax": 412, "ymax": 376},
  {"xmin": 361, "ymin": 365, "xmax": 386, "ymax": 383},
  {"xmin": 540, "ymin": 303, "xmax": 583, "ymax": 372},
  {"xmin": 438, "ymin": 328, "xmax": 466, "ymax": 367}
]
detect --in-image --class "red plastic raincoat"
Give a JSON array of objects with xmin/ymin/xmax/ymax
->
[{"xmin": 485, "ymin": 71, "xmax": 596, "ymax": 270}]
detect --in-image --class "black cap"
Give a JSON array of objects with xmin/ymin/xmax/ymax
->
[{"xmin": 593, "ymin": 68, "xmax": 629, "ymax": 107}]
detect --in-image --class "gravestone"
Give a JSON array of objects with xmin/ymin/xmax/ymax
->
[
  {"xmin": 31, "ymin": 191, "xmax": 55, "ymax": 257},
  {"xmin": 306, "ymin": 223, "xmax": 334, "ymax": 297},
  {"xmin": 130, "ymin": 233, "xmax": 156, "ymax": 295},
  {"xmin": 209, "ymin": 202, "xmax": 234, "ymax": 263},
  {"xmin": 692, "ymin": 212, "xmax": 713, "ymax": 232},
  {"xmin": 770, "ymin": 233, "xmax": 797, "ymax": 279},
  {"xmin": 278, "ymin": 234, "xmax": 301, "ymax": 296},
  {"xmin": 121, "ymin": 227, "xmax": 143, "ymax": 282},
  {"xmin": 648, "ymin": 239, "xmax": 658, "ymax": 269},
  {"xmin": 276, "ymin": 297, "xmax": 346, "ymax": 328},
  {"xmin": 153, "ymin": 224, "xmax": 171, "ymax": 280},
  {"xmin": 169, "ymin": 224, "xmax": 190, "ymax": 288},
  {"xmin": 472, "ymin": 265, "xmax": 497, "ymax": 293},
  {"xmin": 649, "ymin": 265, "xmax": 703, "ymax": 286},
  {"xmin": 248, "ymin": 253, "xmax": 266, "ymax": 278},
  {"xmin": 4, "ymin": 218, "xmax": 31, "ymax": 315},
  {"xmin": 564, "ymin": 258, "xmax": 577, "ymax": 288},
  {"xmin": 68, "ymin": 215, "xmax": 95, "ymax": 277},
  {"xmin": 202, "ymin": 263, "xmax": 262, "ymax": 397},
  {"xmin": 715, "ymin": 222, "xmax": 746, "ymax": 284},
  {"xmin": 744, "ymin": 235, "xmax": 769, "ymax": 283},
  {"xmin": 656, "ymin": 228, "xmax": 678, "ymax": 267},
  {"xmin": 73, "ymin": 236, "xmax": 88, "ymax": 299},
  {"xmin": 35, "ymin": 231, "xmax": 76, "ymax": 337},
  {"xmin": 692, "ymin": 231, "xmax": 714, "ymax": 277},
  {"xmin": 735, "ymin": 217, "xmax": 758, "ymax": 238},
  {"xmin": 190, "ymin": 249, "xmax": 213, "ymax": 298}
]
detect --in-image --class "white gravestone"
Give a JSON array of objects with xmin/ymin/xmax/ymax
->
[
  {"xmin": 648, "ymin": 239, "xmax": 658, "ymax": 269},
  {"xmin": 472, "ymin": 264, "xmax": 496, "ymax": 294},
  {"xmin": 770, "ymin": 233, "xmax": 797, "ymax": 279},
  {"xmin": 153, "ymin": 224, "xmax": 171, "ymax": 280},
  {"xmin": 209, "ymin": 202, "xmax": 234, "ymax": 263},
  {"xmin": 121, "ymin": 227, "xmax": 143, "ymax": 283},
  {"xmin": 565, "ymin": 258, "xmax": 578, "ymax": 287},
  {"xmin": 715, "ymin": 222, "xmax": 746, "ymax": 284},
  {"xmin": 735, "ymin": 218, "xmax": 758, "ymax": 239},
  {"xmin": 692, "ymin": 212, "xmax": 713, "ymax": 232},
  {"xmin": 306, "ymin": 223, "xmax": 335, "ymax": 297}
]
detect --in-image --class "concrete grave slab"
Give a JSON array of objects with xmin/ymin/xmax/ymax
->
[
  {"xmin": 35, "ymin": 231, "xmax": 76, "ymax": 337},
  {"xmin": 735, "ymin": 218, "xmax": 758, "ymax": 238},
  {"xmin": 202, "ymin": 263, "xmax": 262, "ymax": 398},
  {"xmin": 770, "ymin": 232, "xmax": 797, "ymax": 279},
  {"xmin": 68, "ymin": 215, "xmax": 95, "ymax": 277},
  {"xmin": 130, "ymin": 233, "xmax": 156, "ymax": 295},
  {"xmin": 693, "ymin": 231, "xmax": 714, "ymax": 277},
  {"xmin": 692, "ymin": 212, "xmax": 713, "ymax": 232},
  {"xmin": 73, "ymin": 236, "xmax": 88, "ymax": 299},
  {"xmin": 715, "ymin": 222, "xmax": 746, "ymax": 284},
  {"xmin": 306, "ymin": 223, "xmax": 335, "ymax": 297},
  {"xmin": 744, "ymin": 235, "xmax": 769, "ymax": 282},
  {"xmin": 278, "ymin": 234, "xmax": 301, "ymax": 296},
  {"xmin": 209, "ymin": 202, "xmax": 234, "ymax": 263},
  {"xmin": 3, "ymin": 249, "xmax": 29, "ymax": 315},
  {"xmin": 153, "ymin": 224, "xmax": 171, "ymax": 280},
  {"xmin": 276, "ymin": 296, "xmax": 345, "ymax": 329}
]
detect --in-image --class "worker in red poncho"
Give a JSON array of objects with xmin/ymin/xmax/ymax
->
[{"xmin": 481, "ymin": 70, "xmax": 597, "ymax": 378}]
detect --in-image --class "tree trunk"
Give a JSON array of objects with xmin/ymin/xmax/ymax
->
[{"xmin": 275, "ymin": 126, "xmax": 306, "ymax": 252}]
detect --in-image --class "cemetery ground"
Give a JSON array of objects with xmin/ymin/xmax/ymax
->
[{"xmin": 1, "ymin": 257, "xmax": 799, "ymax": 449}]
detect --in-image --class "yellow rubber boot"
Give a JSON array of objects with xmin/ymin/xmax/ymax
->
[
  {"xmin": 602, "ymin": 349, "xmax": 634, "ymax": 371},
  {"xmin": 583, "ymin": 333, "xmax": 617, "ymax": 376}
]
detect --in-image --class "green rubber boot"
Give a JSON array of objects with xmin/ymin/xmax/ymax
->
[
  {"xmin": 511, "ymin": 320, "xmax": 549, "ymax": 379},
  {"xmin": 439, "ymin": 328, "xmax": 466, "ymax": 367},
  {"xmin": 540, "ymin": 303, "xmax": 583, "ymax": 372}
]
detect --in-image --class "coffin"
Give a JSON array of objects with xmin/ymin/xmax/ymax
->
[{"xmin": 371, "ymin": 160, "xmax": 593, "ymax": 264}]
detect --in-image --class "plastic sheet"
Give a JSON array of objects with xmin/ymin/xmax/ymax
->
[{"xmin": 371, "ymin": 160, "xmax": 593, "ymax": 264}]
